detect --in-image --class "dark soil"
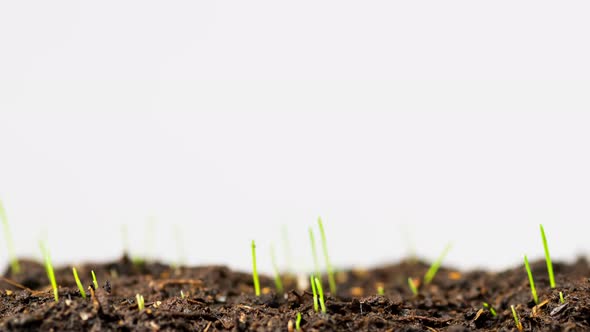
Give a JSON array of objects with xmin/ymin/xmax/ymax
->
[{"xmin": 1, "ymin": 255, "xmax": 589, "ymax": 331}]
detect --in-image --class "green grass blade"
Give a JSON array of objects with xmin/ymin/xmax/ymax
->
[
  {"xmin": 424, "ymin": 243, "xmax": 452, "ymax": 284},
  {"xmin": 317, "ymin": 217, "xmax": 336, "ymax": 294},
  {"xmin": 270, "ymin": 244, "xmax": 284, "ymax": 294},
  {"xmin": 0, "ymin": 199, "xmax": 20, "ymax": 274},
  {"xmin": 72, "ymin": 267, "xmax": 87, "ymax": 299},
  {"xmin": 39, "ymin": 241, "xmax": 58, "ymax": 302},
  {"xmin": 408, "ymin": 277, "xmax": 418, "ymax": 296},
  {"xmin": 539, "ymin": 224, "xmax": 556, "ymax": 288},
  {"xmin": 482, "ymin": 302, "xmax": 497, "ymax": 317},
  {"xmin": 559, "ymin": 291, "xmax": 565, "ymax": 303},
  {"xmin": 295, "ymin": 312, "xmax": 302, "ymax": 331},
  {"xmin": 524, "ymin": 255, "xmax": 539, "ymax": 304},
  {"xmin": 308, "ymin": 228, "xmax": 320, "ymax": 281},
  {"xmin": 136, "ymin": 293, "xmax": 145, "ymax": 311},
  {"xmin": 310, "ymin": 275, "xmax": 318, "ymax": 312},
  {"xmin": 314, "ymin": 277, "xmax": 326, "ymax": 313},
  {"xmin": 251, "ymin": 240, "xmax": 260, "ymax": 296},
  {"xmin": 91, "ymin": 270, "xmax": 99, "ymax": 290}
]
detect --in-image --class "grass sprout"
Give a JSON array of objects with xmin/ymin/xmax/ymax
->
[
  {"xmin": 180, "ymin": 290, "xmax": 185, "ymax": 299},
  {"xmin": 308, "ymin": 228, "xmax": 320, "ymax": 281},
  {"xmin": 524, "ymin": 255, "xmax": 539, "ymax": 304},
  {"xmin": 251, "ymin": 240, "xmax": 260, "ymax": 296},
  {"xmin": 559, "ymin": 291, "xmax": 565, "ymax": 303},
  {"xmin": 72, "ymin": 267, "xmax": 86, "ymax": 299},
  {"xmin": 91, "ymin": 270, "xmax": 99, "ymax": 290},
  {"xmin": 377, "ymin": 284, "xmax": 385, "ymax": 296},
  {"xmin": 511, "ymin": 305, "xmax": 523, "ymax": 331},
  {"xmin": 317, "ymin": 217, "xmax": 336, "ymax": 294},
  {"xmin": 314, "ymin": 277, "xmax": 326, "ymax": 313},
  {"xmin": 136, "ymin": 293, "xmax": 145, "ymax": 311},
  {"xmin": 0, "ymin": 199, "xmax": 20, "ymax": 274},
  {"xmin": 424, "ymin": 243, "xmax": 452, "ymax": 285},
  {"xmin": 310, "ymin": 275, "xmax": 319, "ymax": 312},
  {"xmin": 295, "ymin": 312, "xmax": 302, "ymax": 331},
  {"xmin": 540, "ymin": 224, "xmax": 556, "ymax": 288},
  {"xmin": 40, "ymin": 241, "xmax": 58, "ymax": 302},
  {"xmin": 482, "ymin": 302, "xmax": 497, "ymax": 317},
  {"xmin": 270, "ymin": 244, "xmax": 284, "ymax": 294},
  {"xmin": 408, "ymin": 277, "xmax": 418, "ymax": 296}
]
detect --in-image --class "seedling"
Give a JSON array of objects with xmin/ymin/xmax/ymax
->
[
  {"xmin": 524, "ymin": 255, "xmax": 539, "ymax": 304},
  {"xmin": 377, "ymin": 284, "xmax": 385, "ymax": 296},
  {"xmin": 180, "ymin": 290, "xmax": 185, "ymax": 299},
  {"xmin": 314, "ymin": 277, "xmax": 327, "ymax": 313},
  {"xmin": 251, "ymin": 240, "xmax": 261, "ymax": 296},
  {"xmin": 310, "ymin": 275, "xmax": 319, "ymax": 312},
  {"xmin": 295, "ymin": 312, "xmax": 302, "ymax": 331},
  {"xmin": 559, "ymin": 291, "xmax": 565, "ymax": 303},
  {"xmin": 91, "ymin": 270, "xmax": 99, "ymax": 290},
  {"xmin": 308, "ymin": 228, "xmax": 320, "ymax": 280},
  {"xmin": 482, "ymin": 302, "xmax": 497, "ymax": 317},
  {"xmin": 511, "ymin": 305, "xmax": 523, "ymax": 331},
  {"xmin": 424, "ymin": 243, "xmax": 452, "ymax": 285},
  {"xmin": 136, "ymin": 293, "xmax": 145, "ymax": 311},
  {"xmin": 39, "ymin": 241, "xmax": 58, "ymax": 302},
  {"xmin": 408, "ymin": 277, "xmax": 418, "ymax": 296},
  {"xmin": 72, "ymin": 267, "xmax": 87, "ymax": 299},
  {"xmin": 270, "ymin": 244, "xmax": 284, "ymax": 294},
  {"xmin": 0, "ymin": 199, "xmax": 20, "ymax": 274},
  {"xmin": 540, "ymin": 224, "xmax": 556, "ymax": 288},
  {"xmin": 317, "ymin": 217, "xmax": 336, "ymax": 294}
]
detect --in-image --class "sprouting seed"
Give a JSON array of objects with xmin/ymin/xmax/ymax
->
[
  {"xmin": 559, "ymin": 291, "xmax": 565, "ymax": 303},
  {"xmin": 251, "ymin": 240, "xmax": 261, "ymax": 296},
  {"xmin": 524, "ymin": 255, "xmax": 539, "ymax": 304},
  {"xmin": 408, "ymin": 277, "xmax": 418, "ymax": 296},
  {"xmin": 424, "ymin": 243, "xmax": 452, "ymax": 285},
  {"xmin": 136, "ymin": 293, "xmax": 145, "ymax": 311},
  {"xmin": 314, "ymin": 277, "xmax": 326, "ymax": 313},
  {"xmin": 40, "ymin": 241, "xmax": 58, "ymax": 302},
  {"xmin": 270, "ymin": 244, "xmax": 284, "ymax": 294},
  {"xmin": 91, "ymin": 270, "xmax": 99, "ymax": 290},
  {"xmin": 295, "ymin": 312, "xmax": 302, "ymax": 331},
  {"xmin": 310, "ymin": 275, "xmax": 319, "ymax": 312},
  {"xmin": 511, "ymin": 305, "xmax": 523, "ymax": 331},
  {"xmin": 482, "ymin": 302, "xmax": 497, "ymax": 317},
  {"xmin": 180, "ymin": 290, "xmax": 185, "ymax": 299},
  {"xmin": 0, "ymin": 199, "xmax": 20, "ymax": 274},
  {"xmin": 540, "ymin": 224, "xmax": 556, "ymax": 288},
  {"xmin": 317, "ymin": 217, "xmax": 336, "ymax": 294},
  {"xmin": 72, "ymin": 267, "xmax": 87, "ymax": 299},
  {"xmin": 308, "ymin": 228, "xmax": 320, "ymax": 281},
  {"xmin": 377, "ymin": 284, "xmax": 385, "ymax": 296}
]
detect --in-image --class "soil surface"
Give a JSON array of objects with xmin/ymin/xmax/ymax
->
[{"xmin": 1, "ymin": 255, "xmax": 589, "ymax": 331}]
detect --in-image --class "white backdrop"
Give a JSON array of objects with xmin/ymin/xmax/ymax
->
[{"xmin": 1, "ymin": 1, "xmax": 590, "ymax": 274}]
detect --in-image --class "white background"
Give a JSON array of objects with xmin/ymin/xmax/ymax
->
[{"xmin": 1, "ymin": 1, "xmax": 590, "ymax": 274}]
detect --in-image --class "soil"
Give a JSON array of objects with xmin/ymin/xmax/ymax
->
[{"xmin": 1, "ymin": 255, "xmax": 589, "ymax": 331}]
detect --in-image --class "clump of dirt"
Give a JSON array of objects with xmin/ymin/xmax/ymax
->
[{"xmin": 1, "ymin": 255, "xmax": 589, "ymax": 331}]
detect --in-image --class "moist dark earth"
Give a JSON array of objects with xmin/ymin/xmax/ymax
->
[{"xmin": 1, "ymin": 255, "xmax": 589, "ymax": 331}]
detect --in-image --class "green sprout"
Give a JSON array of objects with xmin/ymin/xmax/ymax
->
[
  {"xmin": 559, "ymin": 291, "xmax": 565, "ymax": 303},
  {"xmin": 317, "ymin": 217, "xmax": 336, "ymax": 294},
  {"xmin": 482, "ymin": 302, "xmax": 497, "ymax": 317},
  {"xmin": 91, "ymin": 270, "xmax": 99, "ymax": 290},
  {"xmin": 180, "ymin": 290, "xmax": 185, "ymax": 299},
  {"xmin": 40, "ymin": 241, "xmax": 58, "ymax": 302},
  {"xmin": 136, "ymin": 293, "xmax": 145, "ymax": 311},
  {"xmin": 295, "ymin": 312, "xmax": 302, "ymax": 331},
  {"xmin": 377, "ymin": 284, "xmax": 385, "ymax": 296},
  {"xmin": 314, "ymin": 277, "xmax": 326, "ymax": 313},
  {"xmin": 72, "ymin": 267, "xmax": 87, "ymax": 299},
  {"xmin": 540, "ymin": 224, "xmax": 556, "ymax": 288},
  {"xmin": 0, "ymin": 199, "xmax": 20, "ymax": 274},
  {"xmin": 251, "ymin": 240, "xmax": 261, "ymax": 296},
  {"xmin": 270, "ymin": 244, "xmax": 284, "ymax": 294},
  {"xmin": 424, "ymin": 243, "xmax": 452, "ymax": 285},
  {"xmin": 408, "ymin": 277, "xmax": 418, "ymax": 296},
  {"xmin": 524, "ymin": 255, "xmax": 539, "ymax": 304},
  {"xmin": 511, "ymin": 305, "xmax": 523, "ymax": 331},
  {"xmin": 308, "ymin": 228, "xmax": 320, "ymax": 281},
  {"xmin": 310, "ymin": 275, "xmax": 319, "ymax": 312}
]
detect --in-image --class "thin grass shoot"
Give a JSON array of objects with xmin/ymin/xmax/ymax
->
[
  {"xmin": 308, "ymin": 228, "xmax": 320, "ymax": 281},
  {"xmin": 72, "ymin": 267, "xmax": 87, "ymax": 299},
  {"xmin": 408, "ymin": 277, "xmax": 418, "ymax": 296},
  {"xmin": 295, "ymin": 312, "xmax": 302, "ymax": 331},
  {"xmin": 136, "ymin": 293, "xmax": 145, "ymax": 311},
  {"xmin": 317, "ymin": 217, "xmax": 336, "ymax": 294},
  {"xmin": 423, "ymin": 243, "xmax": 452, "ymax": 285},
  {"xmin": 310, "ymin": 275, "xmax": 319, "ymax": 312},
  {"xmin": 482, "ymin": 302, "xmax": 497, "ymax": 317},
  {"xmin": 40, "ymin": 241, "xmax": 58, "ymax": 302},
  {"xmin": 559, "ymin": 291, "xmax": 565, "ymax": 303},
  {"xmin": 524, "ymin": 255, "xmax": 539, "ymax": 304},
  {"xmin": 251, "ymin": 240, "xmax": 261, "ymax": 296},
  {"xmin": 180, "ymin": 290, "xmax": 185, "ymax": 299},
  {"xmin": 314, "ymin": 277, "xmax": 326, "ymax": 313},
  {"xmin": 270, "ymin": 244, "xmax": 284, "ymax": 294},
  {"xmin": 91, "ymin": 270, "xmax": 99, "ymax": 290},
  {"xmin": 377, "ymin": 284, "xmax": 385, "ymax": 296},
  {"xmin": 511, "ymin": 305, "xmax": 523, "ymax": 331},
  {"xmin": 0, "ymin": 199, "xmax": 20, "ymax": 274},
  {"xmin": 539, "ymin": 224, "xmax": 556, "ymax": 288}
]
